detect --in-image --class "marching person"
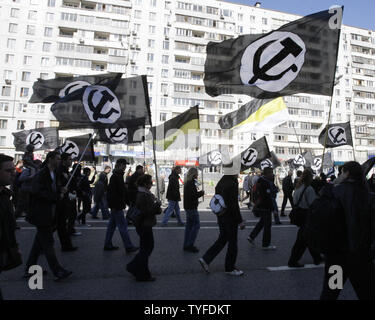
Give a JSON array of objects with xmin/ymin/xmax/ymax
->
[
  {"xmin": 128, "ymin": 165, "xmax": 144, "ymax": 206},
  {"xmin": 199, "ymin": 165, "xmax": 245, "ymax": 276},
  {"xmin": 183, "ymin": 168, "xmax": 204, "ymax": 253},
  {"xmin": 281, "ymin": 170, "xmax": 294, "ymax": 217},
  {"xmin": 247, "ymin": 167, "xmax": 277, "ymax": 250},
  {"xmin": 288, "ymin": 169, "xmax": 322, "ymax": 268},
  {"xmin": 161, "ymin": 166, "xmax": 185, "ymax": 226},
  {"xmin": 77, "ymin": 167, "xmax": 96, "ymax": 225},
  {"xmin": 0, "ymin": 154, "xmax": 20, "ymax": 299},
  {"xmin": 25, "ymin": 151, "xmax": 72, "ymax": 281},
  {"xmin": 158, "ymin": 173, "xmax": 166, "ymax": 206},
  {"xmin": 91, "ymin": 166, "xmax": 111, "ymax": 220},
  {"xmin": 126, "ymin": 174, "xmax": 161, "ymax": 281},
  {"xmin": 104, "ymin": 158, "xmax": 138, "ymax": 254},
  {"xmin": 320, "ymin": 161, "xmax": 375, "ymax": 300}
]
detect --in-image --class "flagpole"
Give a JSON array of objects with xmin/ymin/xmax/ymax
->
[
  {"xmin": 65, "ymin": 130, "xmax": 98, "ymax": 188},
  {"xmin": 292, "ymin": 123, "xmax": 303, "ymax": 154}
]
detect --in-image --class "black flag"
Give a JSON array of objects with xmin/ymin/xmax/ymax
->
[
  {"xmin": 311, "ymin": 153, "xmax": 334, "ymax": 171},
  {"xmin": 57, "ymin": 134, "xmax": 96, "ymax": 162},
  {"xmin": 12, "ymin": 127, "xmax": 59, "ymax": 152},
  {"xmin": 29, "ymin": 73, "xmax": 151, "ymax": 129},
  {"xmin": 94, "ymin": 126, "xmax": 145, "ymax": 145},
  {"xmin": 230, "ymin": 136, "xmax": 271, "ymax": 172},
  {"xmin": 199, "ymin": 150, "xmax": 223, "ymax": 168},
  {"xmin": 288, "ymin": 150, "xmax": 314, "ymax": 169},
  {"xmin": 319, "ymin": 121, "xmax": 353, "ymax": 148},
  {"xmin": 254, "ymin": 151, "xmax": 281, "ymax": 170},
  {"xmin": 204, "ymin": 8, "xmax": 343, "ymax": 98},
  {"xmin": 362, "ymin": 157, "xmax": 375, "ymax": 177}
]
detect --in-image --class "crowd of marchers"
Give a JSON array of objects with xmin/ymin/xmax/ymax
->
[{"xmin": 0, "ymin": 147, "xmax": 375, "ymax": 300}]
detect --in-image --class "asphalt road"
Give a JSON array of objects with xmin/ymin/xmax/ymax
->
[{"xmin": 0, "ymin": 199, "xmax": 358, "ymax": 300}]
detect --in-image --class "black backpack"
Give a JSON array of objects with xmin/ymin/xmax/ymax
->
[{"xmin": 305, "ymin": 184, "xmax": 347, "ymax": 254}]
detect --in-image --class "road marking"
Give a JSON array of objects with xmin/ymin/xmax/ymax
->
[{"xmin": 267, "ymin": 264, "xmax": 324, "ymax": 271}]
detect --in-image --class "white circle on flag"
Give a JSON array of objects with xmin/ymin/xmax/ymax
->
[
  {"xmin": 260, "ymin": 159, "xmax": 273, "ymax": 170},
  {"xmin": 240, "ymin": 31, "xmax": 306, "ymax": 92},
  {"xmin": 312, "ymin": 157, "xmax": 322, "ymax": 171},
  {"xmin": 61, "ymin": 140, "xmax": 79, "ymax": 159},
  {"xmin": 208, "ymin": 151, "xmax": 222, "ymax": 166},
  {"xmin": 328, "ymin": 126, "xmax": 347, "ymax": 145},
  {"xmin": 26, "ymin": 131, "xmax": 45, "ymax": 150},
  {"xmin": 293, "ymin": 154, "xmax": 306, "ymax": 166},
  {"xmin": 105, "ymin": 128, "xmax": 128, "ymax": 144},
  {"xmin": 242, "ymin": 148, "xmax": 258, "ymax": 167},
  {"xmin": 83, "ymin": 85, "xmax": 121, "ymax": 124},
  {"xmin": 59, "ymin": 81, "xmax": 91, "ymax": 98}
]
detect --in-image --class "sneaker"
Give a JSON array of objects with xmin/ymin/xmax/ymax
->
[
  {"xmin": 225, "ymin": 269, "xmax": 244, "ymax": 276},
  {"xmin": 247, "ymin": 237, "xmax": 255, "ymax": 247},
  {"xmin": 198, "ymin": 258, "xmax": 209, "ymax": 273},
  {"xmin": 288, "ymin": 262, "xmax": 304, "ymax": 268},
  {"xmin": 126, "ymin": 246, "xmax": 139, "ymax": 254},
  {"xmin": 104, "ymin": 246, "xmax": 119, "ymax": 251},
  {"xmin": 54, "ymin": 269, "xmax": 73, "ymax": 282},
  {"xmin": 262, "ymin": 245, "xmax": 277, "ymax": 250}
]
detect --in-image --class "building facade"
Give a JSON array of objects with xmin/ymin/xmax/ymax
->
[{"xmin": 0, "ymin": 0, "xmax": 374, "ymax": 166}]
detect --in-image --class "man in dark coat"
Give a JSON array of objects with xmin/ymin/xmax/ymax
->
[
  {"xmin": 161, "ymin": 166, "xmax": 185, "ymax": 226},
  {"xmin": 281, "ymin": 170, "xmax": 294, "ymax": 216},
  {"xmin": 128, "ymin": 165, "xmax": 144, "ymax": 205},
  {"xmin": 104, "ymin": 158, "xmax": 138, "ymax": 253},
  {"xmin": 199, "ymin": 167, "xmax": 245, "ymax": 276},
  {"xmin": 0, "ymin": 154, "xmax": 19, "ymax": 299},
  {"xmin": 25, "ymin": 151, "xmax": 72, "ymax": 281}
]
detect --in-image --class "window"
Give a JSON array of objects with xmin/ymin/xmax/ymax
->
[
  {"xmin": 28, "ymin": 10, "xmax": 37, "ymax": 20},
  {"xmin": 163, "ymin": 41, "xmax": 169, "ymax": 50},
  {"xmin": 22, "ymin": 72, "xmax": 31, "ymax": 81},
  {"xmin": 207, "ymin": 115, "xmax": 215, "ymax": 122},
  {"xmin": 134, "ymin": 10, "xmax": 142, "ymax": 19},
  {"xmin": 148, "ymin": 39, "xmax": 155, "ymax": 48},
  {"xmin": 147, "ymin": 53, "xmax": 154, "ymax": 62},
  {"xmin": 149, "ymin": 25, "xmax": 156, "ymax": 34},
  {"xmin": 23, "ymin": 56, "xmax": 32, "ymax": 65},
  {"xmin": 43, "ymin": 42, "xmax": 51, "ymax": 52},
  {"xmin": 150, "ymin": 0, "xmax": 156, "ymax": 7},
  {"xmin": 41, "ymin": 57, "xmax": 50, "ymax": 67},
  {"xmin": 129, "ymin": 96, "xmax": 137, "ymax": 105},
  {"xmin": 262, "ymin": 18, "xmax": 267, "ymax": 25},
  {"xmin": 9, "ymin": 23, "xmax": 18, "ymax": 33},
  {"xmin": 10, "ymin": 8, "xmax": 19, "ymax": 18},
  {"xmin": 275, "ymin": 147, "xmax": 285, "ymax": 154},
  {"xmin": 0, "ymin": 103, "xmax": 9, "ymax": 112},
  {"xmin": 2, "ymin": 86, "xmax": 11, "ymax": 96},
  {"xmin": 0, "ymin": 137, "xmax": 6, "ymax": 147},
  {"xmin": 160, "ymin": 97, "xmax": 167, "ymax": 106},
  {"xmin": 147, "ymin": 82, "xmax": 153, "ymax": 91},
  {"xmin": 36, "ymin": 105, "xmax": 45, "ymax": 114},
  {"xmin": 48, "ymin": 0, "xmax": 55, "ymax": 6},
  {"xmin": 274, "ymin": 134, "xmax": 285, "ymax": 141},
  {"xmin": 3, "ymin": 70, "xmax": 14, "ymax": 80},
  {"xmin": 162, "ymin": 55, "xmax": 169, "ymax": 64},
  {"xmin": 161, "ymin": 69, "xmax": 168, "ymax": 78},
  {"xmin": 35, "ymin": 121, "xmax": 44, "ymax": 128},
  {"xmin": 26, "ymin": 25, "xmax": 35, "ymax": 35},
  {"xmin": 7, "ymin": 38, "xmax": 16, "ymax": 49},
  {"xmin": 164, "ymin": 27, "xmax": 170, "ymax": 36},
  {"xmin": 46, "ymin": 13, "xmax": 54, "ymax": 22},
  {"xmin": 25, "ymin": 40, "xmax": 34, "ymax": 50},
  {"xmin": 44, "ymin": 27, "xmax": 53, "ymax": 37},
  {"xmin": 149, "ymin": 12, "xmax": 156, "ymax": 21},
  {"xmin": 160, "ymin": 112, "xmax": 167, "ymax": 122},
  {"xmin": 20, "ymin": 87, "xmax": 29, "ymax": 97},
  {"xmin": 0, "ymin": 119, "xmax": 8, "ymax": 129},
  {"xmin": 17, "ymin": 120, "xmax": 26, "ymax": 129},
  {"xmin": 146, "ymin": 67, "xmax": 154, "ymax": 75}
]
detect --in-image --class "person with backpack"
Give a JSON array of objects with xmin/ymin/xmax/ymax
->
[
  {"xmin": 281, "ymin": 170, "xmax": 294, "ymax": 217},
  {"xmin": 247, "ymin": 167, "xmax": 277, "ymax": 250},
  {"xmin": 183, "ymin": 168, "xmax": 204, "ymax": 253},
  {"xmin": 287, "ymin": 169, "xmax": 322, "ymax": 268},
  {"xmin": 126, "ymin": 174, "xmax": 161, "ymax": 281},
  {"xmin": 316, "ymin": 161, "xmax": 375, "ymax": 300},
  {"xmin": 198, "ymin": 166, "xmax": 245, "ymax": 276}
]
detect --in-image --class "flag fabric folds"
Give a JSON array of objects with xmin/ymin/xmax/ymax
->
[
  {"xmin": 318, "ymin": 121, "xmax": 353, "ymax": 148},
  {"xmin": 148, "ymin": 106, "xmax": 200, "ymax": 151},
  {"xmin": 362, "ymin": 157, "xmax": 375, "ymax": 177},
  {"xmin": 29, "ymin": 73, "xmax": 151, "ymax": 129},
  {"xmin": 95, "ymin": 126, "xmax": 145, "ymax": 145},
  {"xmin": 253, "ymin": 151, "xmax": 281, "ymax": 170},
  {"xmin": 12, "ymin": 127, "xmax": 59, "ymax": 152},
  {"xmin": 57, "ymin": 134, "xmax": 96, "ymax": 162},
  {"xmin": 199, "ymin": 150, "xmax": 223, "ymax": 168},
  {"xmin": 218, "ymin": 97, "xmax": 288, "ymax": 132},
  {"xmin": 204, "ymin": 8, "xmax": 343, "ymax": 98},
  {"xmin": 288, "ymin": 150, "xmax": 314, "ymax": 169},
  {"xmin": 311, "ymin": 152, "xmax": 334, "ymax": 171}
]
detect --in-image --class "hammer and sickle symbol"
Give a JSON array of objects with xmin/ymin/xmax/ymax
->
[
  {"xmin": 243, "ymin": 149, "xmax": 257, "ymax": 164},
  {"xmin": 109, "ymin": 128, "xmax": 126, "ymax": 140},
  {"xmin": 248, "ymin": 37, "xmax": 304, "ymax": 85},
  {"xmin": 30, "ymin": 133, "xmax": 42, "ymax": 145},
  {"xmin": 87, "ymin": 89, "xmax": 120, "ymax": 121},
  {"xmin": 329, "ymin": 128, "xmax": 346, "ymax": 144},
  {"xmin": 64, "ymin": 143, "xmax": 78, "ymax": 157}
]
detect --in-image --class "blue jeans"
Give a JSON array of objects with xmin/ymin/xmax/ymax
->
[
  {"xmin": 91, "ymin": 197, "xmax": 110, "ymax": 219},
  {"xmin": 183, "ymin": 209, "xmax": 200, "ymax": 248},
  {"xmin": 162, "ymin": 201, "xmax": 183, "ymax": 224},
  {"xmin": 104, "ymin": 209, "xmax": 135, "ymax": 249}
]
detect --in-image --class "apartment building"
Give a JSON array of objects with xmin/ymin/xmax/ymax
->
[{"xmin": 0, "ymin": 0, "xmax": 374, "ymax": 167}]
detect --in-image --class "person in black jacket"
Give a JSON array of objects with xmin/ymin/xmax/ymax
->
[
  {"xmin": 126, "ymin": 174, "xmax": 161, "ymax": 281},
  {"xmin": 104, "ymin": 159, "xmax": 138, "ymax": 253},
  {"xmin": 128, "ymin": 165, "xmax": 144, "ymax": 205},
  {"xmin": 320, "ymin": 161, "xmax": 375, "ymax": 300},
  {"xmin": 0, "ymin": 154, "xmax": 19, "ymax": 299},
  {"xmin": 183, "ymin": 168, "xmax": 204, "ymax": 252},
  {"xmin": 25, "ymin": 151, "xmax": 72, "ymax": 281},
  {"xmin": 161, "ymin": 166, "xmax": 185, "ymax": 226},
  {"xmin": 248, "ymin": 167, "xmax": 277, "ymax": 250},
  {"xmin": 199, "ymin": 168, "xmax": 245, "ymax": 276},
  {"xmin": 77, "ymin": 167, "xmax": 96, "ymax": 225},
  {"xmin": 281, "ymin": 170, "xmax": 294, "ymax": 216}
]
